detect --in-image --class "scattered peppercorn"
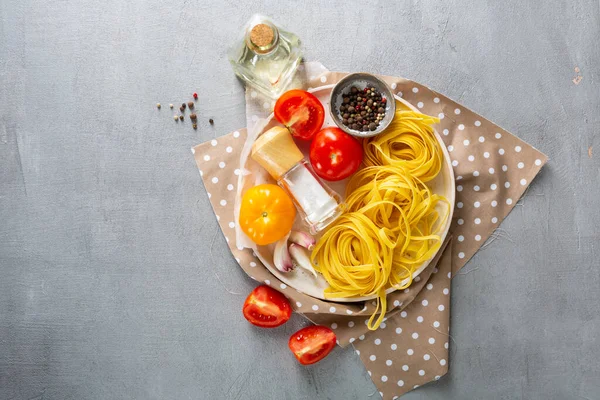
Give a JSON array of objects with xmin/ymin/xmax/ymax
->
[
  {"xmin": 181, "ymin": 103, "xmax": 186, "ymax": 110},
  {"xmin": 179, "ymin": 115, "xmax": 184, "ymax": 121},
  {"xmin": 192, "ymin": 123, "xmax": 198, "ymax": 130},
  {"xmin": 169, "ymin": 104, "xmax": 174, "ymax": 109},
  {"xmin": 156, "ymin": 103, "xmax": 161, "ymax": 109},
  {"xmin": 193, "ymin": 92, "xmax": 198, "ymax": 100},
  {"xmin": 173, "ymin": 115, "xmax": 178, "ymax": 121},
  {"xmin": 190, "ymin": 113, "xmax": 197, "ymax": 121},
  {"xmin": 209, "ymin": 119, "xmax": 214, "ymax": 125},
  {"xmin": 187, "ymin": 101, "xmax": 194, "ymax": 109},
  {"xmin": 337, "ymin": 85, "xmax": 387, "ymax": 132},
  {"xmin": 179, "ymin": 105, "xmax": 185, "ymax": 112}
]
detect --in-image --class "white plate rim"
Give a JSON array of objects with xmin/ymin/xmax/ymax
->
[{"xmin": 241, "ymin": 84, "xmax": 455, "ymax": 302}]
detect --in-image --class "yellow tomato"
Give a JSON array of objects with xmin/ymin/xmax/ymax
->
[{"xmin": 239, "ymin": 184, "xmax": 296, "ymax": 245}]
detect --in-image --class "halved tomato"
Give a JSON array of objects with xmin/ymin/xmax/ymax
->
[
  {"xmin": 274, "ymin": 90, "xmax": 325, "ymax": 140},
  {"xmin": 243, "ymin": 285, "xmax": 291, "ymax": 328},
  {"xmin": 288, "ymin": 325, "xmax": 337, "ymax": 365}
]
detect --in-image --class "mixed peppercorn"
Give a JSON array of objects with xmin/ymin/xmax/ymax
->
[
  {"xmin": 156, "ymin": 92, "xmax": 214, "ymax": 128},
  {"xmin": 338, "ymin": 86, "xmax": 387, "ymax": 132}
]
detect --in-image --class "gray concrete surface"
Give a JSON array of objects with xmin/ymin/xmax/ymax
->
[{"xmin": 1, "ymin": 0, "xmax": 599, "ymax": 399}]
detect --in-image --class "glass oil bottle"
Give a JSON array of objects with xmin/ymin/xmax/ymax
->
[{"xmin": 228, "ymin": 15, "xmax": 302, "ymax": 99}]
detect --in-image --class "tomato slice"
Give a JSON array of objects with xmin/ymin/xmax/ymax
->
[
  {"xmin": 274, "ymin": 90, "xmax": 325, "ymax": 140},
  {"xmin": 243, "ymin": 285, "xmax": 291, "ymax": 328},
  {"xmin": 288, "ymin": 325, "xmax": 337, "ymax": 365}
]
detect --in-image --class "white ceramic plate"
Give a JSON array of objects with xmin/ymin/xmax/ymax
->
[{"xmin": 238, "ymin": 84, "xmax": 455, "ymax": 302}]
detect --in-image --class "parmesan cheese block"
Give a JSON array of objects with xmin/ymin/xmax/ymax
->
[{"xmin": 251, "ymin": 126, "xmax": 304, "ymax": 180}]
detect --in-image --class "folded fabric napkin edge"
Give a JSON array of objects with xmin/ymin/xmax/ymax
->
[{"xmin": 191, "ymin": 66, "xmax": 549, "ymax": 399}]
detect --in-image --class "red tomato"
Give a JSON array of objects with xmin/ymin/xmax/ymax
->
[
  {"xmin": 243, "ymin": 285, "xmax": 291, "ymax": 328},
  {"xmin": 288, "ymin": 325, "xmax": 337, "ymax": 365},
  {"xmin": 309, "ymin": 127, "xmax": 363, "ymax": 181},
  {"xmin": 274, "ymin": 90, "xmax": 325, "ymax": 140}
]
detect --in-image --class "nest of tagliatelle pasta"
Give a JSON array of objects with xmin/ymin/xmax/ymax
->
[{"xmin": 311, "ymin": 109, "xmax": 450, "ymax": 330}]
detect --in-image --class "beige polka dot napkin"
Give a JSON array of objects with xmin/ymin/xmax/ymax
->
[{"xmin": 191, "ymin": 65, "xmax": 547, "ymax": 399}]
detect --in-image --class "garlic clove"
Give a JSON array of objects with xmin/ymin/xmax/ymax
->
[
  {"xmin": 274, "ymin": 233, "xmax": 293, "ymax": 273},
  {"xmin": 289, "ymin": 243, "xmax": 318, "ymax": 278},
  {"xmin": 289, "ymin": 230, "xmax": 316, "ymax": 251}
]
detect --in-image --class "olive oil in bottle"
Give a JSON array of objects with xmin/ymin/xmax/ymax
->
[{"xmin": 228, "ymin": 15, "xmax": 302, "ymax": 99}]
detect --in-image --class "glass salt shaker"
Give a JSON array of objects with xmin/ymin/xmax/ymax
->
[
  {"xmin": 251, "ymin": 126, "xmax": 344, "ymax": 234},
  {"xmin": 228, "ymin": 15, "xmax": 303, "ymax": 99}
]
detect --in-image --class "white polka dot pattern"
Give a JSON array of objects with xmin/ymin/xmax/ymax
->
[
  {"xmin": 192, "ymin": 67, "xmax": 548, "ymax": 400},
  {"xmin": 385, "ymin": 75, "xmax": 549, "ymax": 270},
  {"xmin": 353, "ymin": 245, "xmax": 453, "ymax": 399}
]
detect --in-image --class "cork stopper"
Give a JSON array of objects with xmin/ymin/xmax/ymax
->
[
  {"xmin": 251, "ymin": 126, "xmax": 304, "ymax": 180},
  {"xmin": 250, "ymin": 24, "xmax": 274, "ymax": 47}
]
